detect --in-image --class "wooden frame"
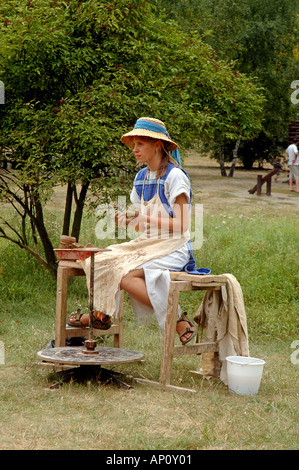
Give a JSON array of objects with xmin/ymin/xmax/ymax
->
[
  {"xmin": 54, "ymin": 262, "xmax": 227, "ymax": 393},
  {"xmin": 55, "ymin": 260, "xmax": 124, "ymax": 348},
  {"xmin": 137, "ymin": 272, "xmax": 227, "ymax": 392}
]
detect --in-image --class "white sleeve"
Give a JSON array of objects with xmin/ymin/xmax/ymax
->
[
  {"xmin": 130, "ymin": 187, "xmax": 141, "ymax": 208},
  {"xmin": 164, "ymin": 168, "xmax": 191, "ymax": 209}
]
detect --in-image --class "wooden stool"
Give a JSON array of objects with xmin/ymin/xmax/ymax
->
[
  {"xmin": 158, "ymin": 272, "xmax": 227, "ymax": 391},
  {"xmin": 55, "ymin": 260, "xmax": 124, "ymax": 348}
]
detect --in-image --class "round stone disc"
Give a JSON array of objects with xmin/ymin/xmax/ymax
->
[{"xmin": 37, "ymin": 346, "xmax": 144, "ymax": 366}]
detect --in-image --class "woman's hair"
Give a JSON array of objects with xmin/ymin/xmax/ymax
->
[
  {"xmin": 157, "ymin": 141, "xmax": 172, "ymax": 178},
  {"xmin": 135, "ymin": 136, "xmax": 178, "ymax": 178}
]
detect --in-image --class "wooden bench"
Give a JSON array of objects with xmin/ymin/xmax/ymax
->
[
  {"xmin": 54, "ymin": 261, "xmax": 226, "ymax": 392},
  {"xmin": 55, "ymin": 260, "xmax": 124, "ymax": 348},
  {"xmin": 157, "ymin": 271, "xmax": 226, "ymax": 391}
]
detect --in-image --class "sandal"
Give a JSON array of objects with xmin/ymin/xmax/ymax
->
[
  {"xmin": 67, "ymin": 310, "xmax": 112, "ymax": 330},
  {"xmin": 177, "ymin": 312, "xmax": 197, "ymax": 345},
  {"xmin": 92, "ymin": 312, "xmax": 112, "ymax": 330},
  {"xmin": 67, "ymin": 310, "xmax": 87, "ymax": 327}
]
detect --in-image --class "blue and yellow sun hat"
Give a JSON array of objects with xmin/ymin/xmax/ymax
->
[{"xmin": 121, "ymin": 117, "xmax": 181, "ymax": 165}]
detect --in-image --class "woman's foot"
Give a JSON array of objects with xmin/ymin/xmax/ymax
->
[
  {"xmin": 176, "ymin": 313, "xmax": 197, "ymax": 345},
  {"xmin": 176, "ymin": 321, "xmax": 193, "ymax": 343},
  {"xmin": 67, "ymin": 310, "xmax": 88, "ymax": 327}
]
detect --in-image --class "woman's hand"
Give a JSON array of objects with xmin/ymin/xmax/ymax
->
[
  {"xmin": 115, "ymin": 210, "xmax": 142, "ymax": 230},
  {"xmin": 114, "ymin": 193, "xmax": 189, "ymax": 234}
]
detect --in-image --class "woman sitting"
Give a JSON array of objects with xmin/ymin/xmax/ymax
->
[{"xmin": 68, "ymin": 117, "xmax": 197, "ymax": 345}]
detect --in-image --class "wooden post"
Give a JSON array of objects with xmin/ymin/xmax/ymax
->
[
  {"xmin": 55, "ymin": 263, "xmax": 85, "ymax": 347},
  {"xmin": 159, "ymin": 283, "xmax": 180, "ymax": 387},
  {"xmin": 248, "ymin": 168, "xmax": 279, "ymax": 195},
  {"xmin": 256, "ymin": 174, "xmax": 262, "ymax": 195},
  {"xmin": 88, "ymin": 252, "xmax": 95, "ymax": 341},
  {"xmin": 114, "ymin": 290, "xmax": 124, "ymax": 348},
  {"xmin": 55, "ymin": 266, "xmax": 69, "ymax": 347},
  {"xmin": 266, "ymin": 177, "xmax": 271, "ymax": 196}
]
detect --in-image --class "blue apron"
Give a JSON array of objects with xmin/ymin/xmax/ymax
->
[{"xmin": 133, "ymin": 163, "xmax": 211, "ymax": 275}]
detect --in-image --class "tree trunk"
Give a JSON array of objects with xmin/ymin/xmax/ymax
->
[
  {"xmin": 33, "ymin": 193, "xmax": 57, "ymax": 278},
  {"xmin": 219, "ymin": 144, "xmax": 227, "ymax": 176},
  {"xmin": 71, "ymin": 182, "xmax": 89, "ymax": 242},
  {"xmin": 229, "ymin": 137, "xmax": 241, "ymax": 177},
  {"xmin": 62, "ymin": 182, "xmax": 74, "ymax": 235}
]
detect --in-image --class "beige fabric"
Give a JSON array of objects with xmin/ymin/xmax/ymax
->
[
  {"xmin": 289, "ymin": 164, "xmax": 299, "ymax": 180},
  {"xmin": 194, "ymin": 273, "xmax": 249, "ymax": 385},
  {"xmin": 79, "ymin": 189, "xmax": 190, "ymax": 317}
]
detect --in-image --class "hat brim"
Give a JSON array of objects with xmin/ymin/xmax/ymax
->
[{"xmin": 121, "ymin": 128, "xmax": 178, "ymax": 151}]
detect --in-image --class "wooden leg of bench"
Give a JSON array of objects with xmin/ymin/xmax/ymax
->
[
  {"xmin": 159, "ymin": 283, "xmax": 179, "ymax": 387},
  {"xmin": 55, "ymin": 267, "xmax": 68, "ymax": 347},
  {"xmin": 114, "ymin": 289, "xmax": 124, "ymax": 348}
]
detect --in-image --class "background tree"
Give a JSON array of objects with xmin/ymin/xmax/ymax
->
[
  {"xmin": 0, "ymin": 0, "xmax": 264, "ymax": 276},
  {"xmin": 156, "ymin": 0, "xmax": 299, "ymax": 168}
]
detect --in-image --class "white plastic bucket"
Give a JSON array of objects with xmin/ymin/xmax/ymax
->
[{"xmin": 226, "ymin": 356, "xmax": 265, "ymax": 396}]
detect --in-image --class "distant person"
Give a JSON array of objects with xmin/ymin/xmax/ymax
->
[
  {"xmin": 285, "ymin": 138, "xmax": 299, "ymax": 192},
  {"xmin": 273, "ymin": 158, "xmax": 282, "ymax": 182}
]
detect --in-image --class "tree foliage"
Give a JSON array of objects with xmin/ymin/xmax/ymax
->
[
  {"xmin": 0, "ymin": 0, "xmax": 264, "ymax": 275},
  {"xmin": 155, "ymin": 0, "xmax": 299, "ymax": 168}
]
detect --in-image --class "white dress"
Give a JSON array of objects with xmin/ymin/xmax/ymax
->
[{"xmin": 130, "ymin": 168, "xmax": 191, "ymax": 329}]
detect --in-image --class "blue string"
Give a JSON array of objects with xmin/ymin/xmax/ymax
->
[{"xmin": 169, "ymin": 149, "xmax": 181, "ymax": 165}]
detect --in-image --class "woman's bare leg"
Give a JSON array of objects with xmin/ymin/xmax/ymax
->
[
  {"xmin": 120, "ymin": 269, "xmax": 152, "ymax": 307},
  {"xmin": 121, "ymin": 269, "xmax": 192, "ymax": 342}
]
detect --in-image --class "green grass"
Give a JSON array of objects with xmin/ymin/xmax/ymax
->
[
  {"xmin": 0, "ymin": 210, "xmax": 298, "ymax": 450},
  {"xmin": 196, "ymin": 214, "xmax": 299, "ymax": 340}
]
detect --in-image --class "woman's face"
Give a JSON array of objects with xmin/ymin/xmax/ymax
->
[{"xmin": 132, "ymin": 137, "xmax": 159, "ymax": 165}]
